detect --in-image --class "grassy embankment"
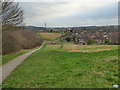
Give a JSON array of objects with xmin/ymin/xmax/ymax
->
[{"xmin": 2, "ymin": 41, "xmax": 118, "ymax": 88}]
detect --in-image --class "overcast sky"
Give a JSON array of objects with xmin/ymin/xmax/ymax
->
[{"xmin": 19, "ymin": 0, "xmax": 119, "ymax": 27}]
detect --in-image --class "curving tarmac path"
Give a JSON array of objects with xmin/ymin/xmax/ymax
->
[{"xmin": 0, "ymin": 43, "xmax": 44, "ymax": 84}]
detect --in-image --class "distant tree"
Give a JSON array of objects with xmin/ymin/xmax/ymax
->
[
  {"xmin": 70, "ymin": 28, "xmax": 73, "ymax": 32},
  {"xmin": 83, "ymin": 43, "xmax": 85, "ymax": 45},
  {"xmin": 65, "ymin": 37, "xmax": 70, "ymax": 42},
  {"xmin": 86, "ymin": 39, "xmax": 95, "ymax": 45},
  {"xmin": 73, "ymin": 35, "xmax": 76, "ymax": 41},
  {"xmin": 1, "ymin": 0, "xmax": 24, "ymax": 27},
  {"xmin": 105, "ymin": 40, "xmax": 110, "ymax": 44},
  {"xmin": 50, "ymin": 30, "xmax": 52, "ymax": 32}
]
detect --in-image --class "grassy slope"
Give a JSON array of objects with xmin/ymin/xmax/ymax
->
[{"xmin": 2, "ymin": 43, "xmax": 118, "ymax": 88}]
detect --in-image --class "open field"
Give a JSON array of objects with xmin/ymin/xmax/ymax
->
[
  {"xmin": 39, "ymin": 33, "xmax": 62, "ymax": 40},
  {"xmin": 2, "ymin": 42, "xmax": 118, "ymax": 88}
]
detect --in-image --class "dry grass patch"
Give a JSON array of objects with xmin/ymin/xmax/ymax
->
[
  {"xmin": 62, "ymin": 43, "xmax": 118, "ymax": 52},
  {"xmin": 39, "ymin": 33, "xmax": 61, "ymax": 40},
  {"xmin": 46, "ymin": 45, "xmax": 61, "ymax": 49},
  {"xmin": 63, "ymin": 44, "xmax": 117, "ymax": 50},
  {"xmin": 70, "ymin": 49, "xmax": 111, "ymax": 52}
]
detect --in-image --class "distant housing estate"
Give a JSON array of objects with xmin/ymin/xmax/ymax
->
[{"xmin": 58, "ymin": 26, "xmax": 119, "ymax": 44}]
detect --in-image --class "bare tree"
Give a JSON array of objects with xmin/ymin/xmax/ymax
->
[{"xmin": 1, "ymin": 0, "xmax": 24, "ymax": 27}]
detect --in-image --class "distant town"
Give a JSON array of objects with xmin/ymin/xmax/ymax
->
[{"xmin": 24, "ymin": 25, "xmax": 119, "ymax": 45}]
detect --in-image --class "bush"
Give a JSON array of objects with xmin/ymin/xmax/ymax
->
[
  {"xmin": 73, "ymin": 35, "xmax": 76, "ymax": 41},
  {"xmin": 86, "ymin": 39, "xmax": 96, "ymax": 45},
  {"xmin": 65, "ymin": 37, "xmax": 70, "ymax": 42},
  {"xmin": 105, "ymin": 40, "xmax": 110, "ymax": 44},
  {"xmin": 2, "ymin": 31, "xmax": 22, "ymax": 54},
  {"xmin": 2, "ymin": 27, "xmax": 43, "ymax": 55}
]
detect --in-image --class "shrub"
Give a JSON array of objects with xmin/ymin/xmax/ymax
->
[
  {"xmin": 2, "ymin": 31, "xmax": 22, "ymax": 54},
  {"xmin": 86, "ymin": 39, "xmax": 96, "ymax": 45},
  {"xmin": 105, "ymin": 40, "xmax": 110, "ymax": 44},
  {"xmin": 65, "ymin": 37, "xmax": 70, "ymax": 42},
  {"xmin": 73, "ymin": 35, "xmax": 76, "ymax": 41},
  {"xmin": 2, "ymin": 27, "xmax": 43, "ymax": 55}
]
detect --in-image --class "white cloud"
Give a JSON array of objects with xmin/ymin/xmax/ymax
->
[
  {"xmin": 21, "ymin": 2, "xmax": 82, "ymax": 25},
  {"xmin": 19, "ymin": 1, "xmax": 118, "ymax": 26}
]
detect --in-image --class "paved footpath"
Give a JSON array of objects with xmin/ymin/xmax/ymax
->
[{"xmin": 0, "ymin": 43, "xmax": 44, "ymax": 84}]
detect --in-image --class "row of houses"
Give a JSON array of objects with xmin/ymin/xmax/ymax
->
[{"xmin": 60, "ymin": 29, "xmax": 119, "ymax": 44}]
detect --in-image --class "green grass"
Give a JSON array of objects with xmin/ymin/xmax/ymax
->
[
  {"xmin": 2, "ymin": 50, "xmax": 30, "ymax": 65},
  {"xmin": 2, "ymin": 43, "xmax": 118, "ymax": 88},
  {"xmin": 2, "ymin": 46, "xmax": 42, "ymax": 65}
]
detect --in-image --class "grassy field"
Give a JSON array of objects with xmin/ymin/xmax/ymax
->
[
  {"xmin": 39, "ymin": 33, "xmax": 62, "ymax": 40},
  {"xmin": 2, "ymin": 42, "xmax": 118, "ymax": 88}
]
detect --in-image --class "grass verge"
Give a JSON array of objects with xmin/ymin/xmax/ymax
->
[{"xmin": 2, "ymin": 45, "xmax": 42, "ymax": 65}]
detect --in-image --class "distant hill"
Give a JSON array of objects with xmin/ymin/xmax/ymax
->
[
  {"xmin": 24, "ymin": 26, "xmax": 46, "ymax": 32},
  {"xmin": 23, "ymin": 25, "xmax": 118, "ymax": 32}
]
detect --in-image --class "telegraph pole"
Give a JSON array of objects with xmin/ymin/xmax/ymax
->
[{"xmin": 45, "ymin": 22, "xmax": 46, "ymax": 31}]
